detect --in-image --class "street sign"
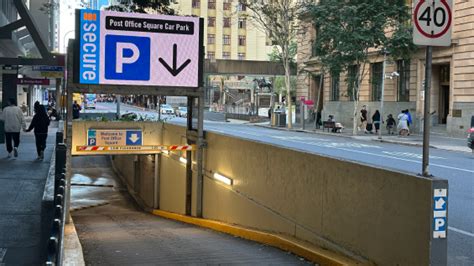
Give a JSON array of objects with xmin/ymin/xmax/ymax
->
[
  {"xmin": 87, "ymin": 129, "xmax": 143, "ymax": 146},
  {"xmin": 74, "ymin": 9, "xmax": 203, "ymax": 88},
  {"xmin": 433, "ymin": 188, "xmax": 447, "ymax": 238},
  {"xmin": 17, "ymin": 78, "xmax": 50, "ymax": 85},
  {"xmin": 413, "ymin": 0, "xmax": 452, "ymax": 46}
]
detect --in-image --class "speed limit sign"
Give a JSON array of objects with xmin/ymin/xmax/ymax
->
[{"xmin": 413, "ymin": 0, "xmax": 452, "ymax": 46}]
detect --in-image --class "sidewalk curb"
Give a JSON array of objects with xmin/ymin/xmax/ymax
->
[
  {"xmin": 152, "ymin": 210, "xmax": 368, "ymax": 266},
  {"xmin": 63, "ymin": 215, "xmax": 85, "ymax": 266}
]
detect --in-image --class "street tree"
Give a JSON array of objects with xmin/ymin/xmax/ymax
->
[
  {"xmin": 106, "ymin": 0, "xmax": 175, "ymax": 14},
  {"xmin": 240, "ymin": 0, "xmax": 304, "ymax": 128},
  {"xmin": 309, "ymin": 0, "xmax": 416, "ymax": 134}
]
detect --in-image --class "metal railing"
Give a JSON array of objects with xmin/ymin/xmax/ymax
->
[{"xmin": 46, "ymin": 130, "xmax": 67, "ymax": 265}]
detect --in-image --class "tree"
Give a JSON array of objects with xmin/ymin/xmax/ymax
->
[
  {"xmin": 309, "ymin": 0, "xmax": 416, "ymax": 134},
  {"xmin": 106, "ymin": 0, "xmax": 175, "ymax": 14},
  {"xmin": 241, "ymin": 0, "xmax": 304, "ymax": 129}
]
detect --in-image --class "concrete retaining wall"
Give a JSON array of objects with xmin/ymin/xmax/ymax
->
[{"xmin": 111, "ymin": 123, "xmax": 442, "ymax": 265}]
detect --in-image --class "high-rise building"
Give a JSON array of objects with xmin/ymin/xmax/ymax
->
[{"xmin": 172, "ymin": 0, "xmax": 274, "ymax": 61}]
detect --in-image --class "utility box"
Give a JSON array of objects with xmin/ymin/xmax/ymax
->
[{"xmin": 275, "ymin": 112, "xmax": 286, "ymax": 127}]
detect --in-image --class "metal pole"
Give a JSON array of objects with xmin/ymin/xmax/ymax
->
[
  {"xmin": 422, "ymin": 46, "xmax": 432, "ymax": 177},
  {"xmin": 196, "ymin": 94, "xmax": 204, "ymax": 217},
  {"xmin": 378, "ymin": 52, "xmax": 387, "ymax": 140},
  {"xmin": 116, "ymin": 95, "xmax": 121, "ymax": 119},
  {"xmin": 302, "ymin": 103, "xmax": 306, "ymax": 130}
]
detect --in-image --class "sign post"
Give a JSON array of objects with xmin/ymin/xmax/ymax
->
[{"xmin": 413, "ymin": 0, "xmax": 452, "ymax": 177}]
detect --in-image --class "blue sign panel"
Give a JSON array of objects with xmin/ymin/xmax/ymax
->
[
  {"xmin": 104, "ymin": 35, "xmax": 151, "ymax": 81},
  {"xmin": 433, "ymin": 189, "xmax": 447, "ymax": 239},
  {"xmin": 88, "ymin": 129, "xmax": 97, "ymax": 145},
  {"xmin": 79, "ymin": 9, "xmax": 100, "ymax": 84},
  {"xmin": 126, "ymin": 130, "xmax": 142, "ymax": 146}
]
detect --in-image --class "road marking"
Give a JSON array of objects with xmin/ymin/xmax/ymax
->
[
  {"xmin": 0, "ymin": 248, "xmax": 6, "ymax": 262},
  {"xmin": 382, "ymin": 151, "xmax": 446, "ymax": 160},
  {"xmin": 449, "ymin": 226, "xmax": 474, "ymax": 238}
]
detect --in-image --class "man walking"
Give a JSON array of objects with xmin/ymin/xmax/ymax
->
[{"xmin": 0, "ymin": 98, "xmax": 26, "ymax": 158}]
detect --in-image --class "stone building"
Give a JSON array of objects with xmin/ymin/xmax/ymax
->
[{"xmin": 296, "ymin": 0, "xmax": 473, "ymax": 136}]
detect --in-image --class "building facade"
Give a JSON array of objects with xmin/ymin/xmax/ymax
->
[
  {"xmin": 297, "ymin": 0, "xmax": 474, "ymax": 136},
  {"xmin": 172, "ymin": 0, "xmax": 274, "ymax": 61}
]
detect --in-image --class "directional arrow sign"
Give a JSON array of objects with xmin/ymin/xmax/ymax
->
[
  {"xmin": 129, "ymin": 133, "xmax": 140, "ymax": 144},
  {"xmin": 435, "ymin": 197, "xmax": 446, "ymax": 210},
  {"xmin": 76, "ymin": 10, "xmax": 203, "ymax": 88},
  {"xmin": 159, "ymin": 44, "xmax": 192, "ymax": 76}
]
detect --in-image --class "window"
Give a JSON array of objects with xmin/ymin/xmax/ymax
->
[
  {"xmin": 330, "ymin": 71, "xmax": 340, "ymax": 101},
  {"xmin": 237, "ymin": 1, "xmax": 246, "ymax": 11},
  {"xmin": 347, "ymin": 65, "xmax": 359, "ymax": 101},
  {"xmin": 208, "ymin": 0, "xmax": 215, "ymax": 9},
  {"xmin": 207, "ymin": 34, "xmax": 215, "ymax": 44},
  {"xmin": 208, "ymin": 17, "xmax": 215, "ymax": 27},
  {"xmin": 237, "ymin": 53, "xmax": 245, "ymax": 60},
  {"xmin": 238, "ymin": 35, "xmax": 246, "ymax": 46},
  {"xmin": 238, "ymin": 18, "xmax": 246, "ymax": 29},
  {"xmin": 222, "ymin": 52, "xmax": 231, "ymax": 59},
  {"xmin": 223, "ymin": 35, "xmax": 231, "ymax": 45},
  {"xmin": 371, "ymin": 62, "xmax": 384, "ymax": 101},
  {"xmin": 223, "ymin": 1, "xmax": 231, "ymax": 10},
  {"xmin": 223, "ymin": 17, "xmax": 231, "ymax": 28},
  {"xmin": 192, "ymin": 0, "xmax": 200, "ymax": 8},
  {"xmin": 207, "ymin": 52, "xmax": 215, "ymax": 60},
  {"xmin": 397, "ymin": 60, "xmax": 410, "ymax": 102}
]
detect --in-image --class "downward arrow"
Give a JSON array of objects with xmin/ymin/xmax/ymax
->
[
  {"xmin": 159, "ymin": 44, "xmax": 192, "ymax": 77},
  {"xmin": 129, "ymin": 133, "xmax": 140, "ymax": 143}
]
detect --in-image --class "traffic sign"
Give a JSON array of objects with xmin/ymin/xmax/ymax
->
[
  {"xmin": 413, "ymin": 0, "xmax": 452, "ymax": 46},
  {"xmin": 87, "ymin": 129, "xmax": 143, "ymax": 146},
  {"xmin": 74, "ymin": 9, "xmax": 203, "ymax": 88}
]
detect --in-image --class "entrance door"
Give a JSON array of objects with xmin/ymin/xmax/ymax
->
[{"xmin": 439, "ymin": 85, "xmax": 449, "ymax": 124}]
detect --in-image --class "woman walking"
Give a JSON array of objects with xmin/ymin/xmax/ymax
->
[
  {"xmin": 397, "ymin": 110, "xmax": 409, "ymax": 136},
  {"xmin": 372, "ymin": 110, "xmax": 381, "ymax": 134},
  {"xmin": 26, "ymin": 102, "xmax": 50, "ymax": 160}
]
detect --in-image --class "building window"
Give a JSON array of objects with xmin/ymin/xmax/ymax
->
[
  {"xmin": 207, "ymin": 34, "xmax": 215, "ymax": 44},
  {"xmin": 208, "ymin": 17, "xmax": 215, "ymax": 27},
  {"xmin": 237, "ymin": 1, "xmax": 246, "ymax": 11},
  {"xmin": 223, "ymin": 35, "xmax": 231, "ymax": 45},
  {"xmin": 207, "ymin": 52, "xmax": 215, "ymax": 60},
  {"xmin": 238, "ymin": 35, "xmax": 246, "ymax": 46},
  {"xmin": 208, "ymin": 0, "xmax": 216, "ymax": 9},
  {"xmin": 330, "ymin": 71, "xmax": 340, "ymax": 101},
  {"xmin": 237, "ymin": 53, "xmax": 245, "ymax": 60},
  {"xmin": 222, "ymin": 52, "xmax": 231, "ymax": 59},
  {"xmin": 223, "ymin": 0, "xmax": 231, "ymax": 10},
  {"xmin": 371, "ymin": 62, "xmax": 383, "ymax": 101},
  {"xmin": 347, "ymin": 65, "xmax": 359, "ymax": 101},
  {"xmin": 223, "ymin": 17, "xmax": 231, "ymax": 28},
  {"xmin": 397, "ymin": 60, "xmax": 410, "ymax": 102},
  {"xmin": 238, "ymin": 18, "xmax": 246, "ymax": 29},
  {"xmin": 192, "ymin": 0, "xmax": 200, "ymax": 8}
]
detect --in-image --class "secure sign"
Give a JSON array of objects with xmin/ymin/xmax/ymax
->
[
  {"xmin": 75, "ymin": 10, "xmax": 203, "ymax": 87},
  {"xmin": 413, "ymin": 0, "xmax": 452, "ymax": 46},
  {"xmin": 87, "ymin": 129, "xmax": 142, "ymax": 146},
  {"xmin": 433, "ymin": 188, "xmax": 447, "ymax": 239}
]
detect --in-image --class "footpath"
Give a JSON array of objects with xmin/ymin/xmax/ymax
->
[
  {"xmin": 0, "ymin": 123, "xmax": 57, "ymax": 264},
  {"xmin": 254, "ymin": 122, "xmax": 471, "ymax": 153}
]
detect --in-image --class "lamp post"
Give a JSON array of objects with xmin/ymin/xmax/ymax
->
[{"xmin": 378, "ymin": 51, "xmax": 387, "ymax": 140}]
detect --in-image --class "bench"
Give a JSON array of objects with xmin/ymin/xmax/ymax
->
[{"xmin": 322, "ymin": 121, "xmax": 336, "ymax": 132}]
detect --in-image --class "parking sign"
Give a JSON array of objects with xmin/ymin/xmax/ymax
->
[{"xmin": 75, "ymin": 10, "xmax": 203, "ymax": 88}]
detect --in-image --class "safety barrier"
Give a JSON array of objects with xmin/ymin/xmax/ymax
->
[{"xmin": 45, "ymin": 129, "xmax": 67, "ymax": 266}]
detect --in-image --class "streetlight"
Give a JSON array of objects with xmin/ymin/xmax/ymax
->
[{"xmin": 378, "ymin": 50, "xmax": 399, "ymax": 140}]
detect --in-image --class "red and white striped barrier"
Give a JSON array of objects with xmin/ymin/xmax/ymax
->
[{"xmin": 76, "ymin": 145, "xmax": 195, "ymax": 152}]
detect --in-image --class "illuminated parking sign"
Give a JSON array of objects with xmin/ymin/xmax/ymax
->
[{"xmin": 75, "ymin": 10, "xmax": 203, "ymax": 88}]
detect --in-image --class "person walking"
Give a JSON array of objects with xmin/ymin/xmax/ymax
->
[
  {"xmin": 397, "ymin": 110, "xmax": 409, "ymax": 136},
  {"xmin": 372, "ymin": 110, "xmax": 381, "ymax": 134},
  {"xmin": 386, "ymin": 114, "xmax": 396, "ymax": 135},
  {"xmin": 0, "ymin": 98, "xmax": 26, "ymax": 158},
  {"xmin": 73, "ymin": 100, "xmax": 82, "ymax": 119},
  {"xmin": 358, "ymin": 105, "xmax": 368, "ymax": 133},
  {"xmin": 405, "ymin": 109, "xmax": 413, "ymax": 135},
  {"xmin": 25, "ymin": 102, "xmax": 50, "ymax": 161}
]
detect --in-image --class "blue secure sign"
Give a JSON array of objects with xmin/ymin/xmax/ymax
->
[
  {"xmin": 433, "ymin": 189, "xmax": 447, "ymax": 239},
  {"xmin": 78, "ymin": 10, "xmax": 100, "ymax": 84}
]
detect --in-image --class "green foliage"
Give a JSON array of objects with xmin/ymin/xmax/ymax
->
[
  {"xmin": 107, "ymin": 0, "xmax": 175, "ymax": 14},
  {"xmin": 273, "ymin": 76, "xmax": 296, "ymax": 96},
  {"xmin": 268, "ymin": 42, "xmax": 297, "ymax": 69},
  {"xmin": 309, "ymin": 0, "xmax": 416, "ymax": 74}
]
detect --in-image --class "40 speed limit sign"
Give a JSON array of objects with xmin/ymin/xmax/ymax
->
[{"xmin": 413, "ymin": 0, "xmax": 452, "ymax": 46}]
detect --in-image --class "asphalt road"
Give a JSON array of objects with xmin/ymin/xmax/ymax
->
[{"xmin": 89, "ymin": 102, "xmax": 474, "ymax": 265}]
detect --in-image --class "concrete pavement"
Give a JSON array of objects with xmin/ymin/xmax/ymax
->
[{"xmin": 0, "ymin": 127, "xmax": 56, "ymax": 264}]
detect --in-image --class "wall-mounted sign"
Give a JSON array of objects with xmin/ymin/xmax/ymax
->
[
  {"xmin": 17, "ymin": 78, "xmax": 50, "ymax": 85},
  {"xmin": 74, "ymin": 9, "xmax": 203, "ymax": 88},
  {"xmin": 87, "ymin": 129, "xmax": 142, "ymax": 146},
  {"xmin": 433, "ymin": 188, "xmax": 447, "ymax": 239}
]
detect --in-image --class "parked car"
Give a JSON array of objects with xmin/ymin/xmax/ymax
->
[
  {"xmin": 176, "ymin": 107, "xmax": 188, "ymax": 117},
  {"xmin": 160, "ymin": 104, "xmax": 175, "ymax": 115},
  {"xmin": 468, "ymin": 127, "xmax": 474, "ymax": 151}
]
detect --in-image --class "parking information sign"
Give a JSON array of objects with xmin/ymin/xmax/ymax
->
[
  {"xmin": 87, "ymin": 129, "xmax": 143, "ymax": 146},
  {"xmin": 433, "ymin": 188, "xmax": 447, "ymax": 239},
  {"xmin": 413, "ymin": 0, "xmax": 452, "ymax": 46},
  {"xmin": 75, "ymin": 10, "xmax": 203, "ymax": 87}
]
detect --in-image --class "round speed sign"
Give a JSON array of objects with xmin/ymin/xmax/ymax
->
[{"xmin": 413, "ymin": 0, "xmax": 452, "ymax": 46}]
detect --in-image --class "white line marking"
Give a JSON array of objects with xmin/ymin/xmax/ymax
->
[{"xmin": 449, "ymin": 226, "xmax": 474, "ymax": 237}]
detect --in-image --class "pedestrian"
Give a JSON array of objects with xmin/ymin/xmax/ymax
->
[
  {"xmin": 316, "ymin": 110, "xmax": 322, "ymax": 129},
  {"xmin": 372, "ymin": 110, "xmax": 381, "ymax": 134},
  {"xmin": 386, "ymin": 114, "xmax": 396, "ymax": 135},
  {"xmin": 397, "ymin": 110, "xmax": 409, "ymax": 136},
  {"xmin": 73, "ymin": 100, "xmax": 82, "ymax": 119},
  {"xmin": 26, "ymin": 102, "xmax": 50, "ymax": 160},
  {"xmin": 405, "ymin": 109, "xmax": 413, "ymax": 135},
  {"xmin": 0, "ymin": 98, "xmax": 26, "ymax": 158},
  {"xmin": 358, "ymin": 105, "xmax": 368, "ymax": 133}
]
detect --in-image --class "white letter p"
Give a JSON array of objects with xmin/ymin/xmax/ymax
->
[{"xmin": 116, "ymin": 42, "xmax": 140, "ymax": 73}]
